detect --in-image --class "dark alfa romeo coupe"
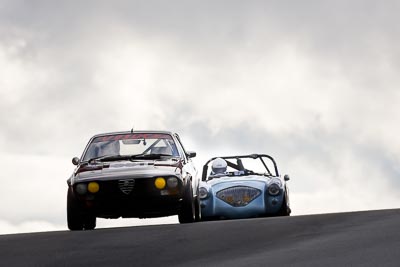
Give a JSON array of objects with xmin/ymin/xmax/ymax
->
[{"xmin": 67, "ymin": 131, "xmax": 199, "ymax": 230}]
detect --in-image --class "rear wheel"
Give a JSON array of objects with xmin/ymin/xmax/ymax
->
[{"xmin": 178, "ymin": 181, "xmax": 195, "ymax": 224}]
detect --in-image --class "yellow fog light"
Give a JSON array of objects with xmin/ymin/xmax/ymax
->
[
  {"xmin": 155, "ymin": 177, "xmax": 166, "ymax": 189},
  {"xmin": 88, "ymin": 182, "xmax": 99, "ymax": 193}
]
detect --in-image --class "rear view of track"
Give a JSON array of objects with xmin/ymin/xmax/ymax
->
[{"xmin": 1, "ymin": 209, "xmax": 399, "ymax": 266}]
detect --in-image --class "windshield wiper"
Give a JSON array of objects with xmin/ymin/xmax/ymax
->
[
  {"xmin": 87, "ymin": 153, "xmax": 177, "ymax": 163},
  {"xmin": 87, "ymin": 155, "xmax": 130, "ymax": 163},
  {"xmin": 130, "ymin": 153, "xmax": 175, "ymax": 160}
]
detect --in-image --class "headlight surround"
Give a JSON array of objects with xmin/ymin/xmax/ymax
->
[
  {"xmin": 269, "ymin": 178, "xmax": 282, "ymax": 187},
  {"xmin": 199, "ymin": 187, "xmax": 209, "ymax": 199},
  {"xmin": 268, "ymin": 183, "xmax": 281, "ymax": 196},
  {"xmin": 167, "ymin": 177, "xmax": 178, "ymax": 188}
]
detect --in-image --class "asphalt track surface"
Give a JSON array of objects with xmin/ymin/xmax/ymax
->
[{"xmin": 1, "ymin": 209, "xmax": 400, "ymax": 267}]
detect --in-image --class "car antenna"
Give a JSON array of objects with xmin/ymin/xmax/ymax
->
[{"xmin": 131, "ymin": 125, "xmax": 134, "ymax": 133}]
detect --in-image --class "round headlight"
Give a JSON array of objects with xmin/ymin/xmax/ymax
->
[
  {"xmin": 88, "ymin": 182, "xmax": 100, "ymax": 193},
  {"xmin": 155, "ymin": 177, "xmax": 166, "ymax": 189},
  {"xmin": 199, "ymin": 187, "xmax": 209, "ymax": 199},
  {"xmin": 167, "ymin": 177, "xmax": 178, "ymax": 188},
  {"xmin": 268, "ymin": 184, "xmax": 280, "ymax": 196},
  {"xmin": 75, "ymin": 183, "xmax": 87, "ymax": 195},
  {"xmin": 269, "ymin": 178, "xmax": 282, "ymax": 187}
]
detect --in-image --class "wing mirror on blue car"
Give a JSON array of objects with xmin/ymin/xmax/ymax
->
[{"xmin": 284, "ymin": 174, "xmax": 290, "ymax": 181}]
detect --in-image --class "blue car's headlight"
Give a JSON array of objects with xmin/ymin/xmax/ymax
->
[
  {"xmin": 268, "ymin": 183, "xmax": 280, "ymax": 196},
  {"xmin": 199, "ymin": 187, "xmax": 209, "ymax": 199}
]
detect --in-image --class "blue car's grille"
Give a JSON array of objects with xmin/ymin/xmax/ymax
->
[{"xmin": 216, "ymin": 186, "xmax": 261, "ymax": 207}]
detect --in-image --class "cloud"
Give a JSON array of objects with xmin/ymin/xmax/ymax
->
[
  {"xmin": 1, "ymin": 0, "xmax": 400, "ymax": 233},
  {"xmin": 0, "ymin": 154, "xmax": 67, "ymax": 224}
]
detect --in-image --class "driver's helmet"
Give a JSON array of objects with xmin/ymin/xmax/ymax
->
[{"xmin": 211, "ymin": 158, "xmax": 227, "ymax": 174}]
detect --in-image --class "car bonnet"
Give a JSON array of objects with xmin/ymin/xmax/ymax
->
[
  {"xmin": 75, "ymin": 159, "xmax": 182, "ymax": 181},
  {"xmin": 206, "ymin": 175, "xmax": 273, "ymax": 190}
]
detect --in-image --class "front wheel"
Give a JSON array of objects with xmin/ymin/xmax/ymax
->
[
  {"xmin": 67, "ymin": 187, "xmax": 97, "ymax": 230},
  {"xmin": 83, "ymin": 215, "xmax": 96, "ymax": 230},
  {"xmin": 277, "ymin": 195, "xmax": 290, "ymax": 216},
  {"xmin": 178, "ymin": 181, "xmax": 195, "ymax": 224},
  {"xmin": 195, "ymin": 190, "xmax": 201, "ymax": 222},
  {"xmin": 67, "ymin": 187, "xmax": 84, "ymax": 230}
]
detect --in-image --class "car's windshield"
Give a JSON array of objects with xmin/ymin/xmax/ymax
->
[
  {"xmin": 206, "ymin": 155, "xmax": 277, "ymax": 179},
  {"xmin": 82, "ymin": 133, "xmax": 179, "ymax": 162}
]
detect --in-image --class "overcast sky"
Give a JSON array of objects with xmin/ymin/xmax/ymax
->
[{"xmin": 1, "ymin": 0, "xmax": 400, "ymax": 234}]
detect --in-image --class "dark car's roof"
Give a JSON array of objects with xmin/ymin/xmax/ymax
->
[{"xmin": 90, "ymin": 130, "xmax": 175, "ymax": 138}]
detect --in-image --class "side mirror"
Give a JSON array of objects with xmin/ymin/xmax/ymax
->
[
  {"xmin": 72, "ymin": 157, "xmax": 80, "ymax": 166},
  {"xmin": 186, "ymin": 151, "xmax": 196, "ymax": 158},
  {"xmin": 284, "ymin": 174, "xmax": 290, "ymax": 181}
]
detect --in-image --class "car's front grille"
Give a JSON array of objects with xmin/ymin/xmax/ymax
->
[
  {"xmin": 94, "ymin": 177, "xmax": 181, "ymax": 198},
  {"xmin": 216, "ymin": 186, "xmax": 261, "ymax": 207},
  {"xmin": 96, "ymin": 178, "xmax": 155, "ymax": 197}
]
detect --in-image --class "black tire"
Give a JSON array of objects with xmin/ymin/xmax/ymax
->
[
  {"xmin": 178, "ymin": 181, "xmax": 195, "ymax": 224},
  {"xmin": 84, "ymin": 215, "xmax": 96, "ymax": 230},
  {"xmin": 277, "ymin": 195, "xmax": 290, "ymax": 217},
  {"xmin": 67, "ymin": 187, "xmax": 84, "ymax": 230},
  {"xmin": 194, "ymin": 194, "xmax": 201, "ymax": 222}
]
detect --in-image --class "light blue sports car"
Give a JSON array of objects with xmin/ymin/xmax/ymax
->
[{"xmin": 199, "ymin": 154, "xmax": 291, "ymax": 220}]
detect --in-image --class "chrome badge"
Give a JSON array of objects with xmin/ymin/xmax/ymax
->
[{"xmin": 118, "ymin": 179, "xmax": 135, "ymax": 195}]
